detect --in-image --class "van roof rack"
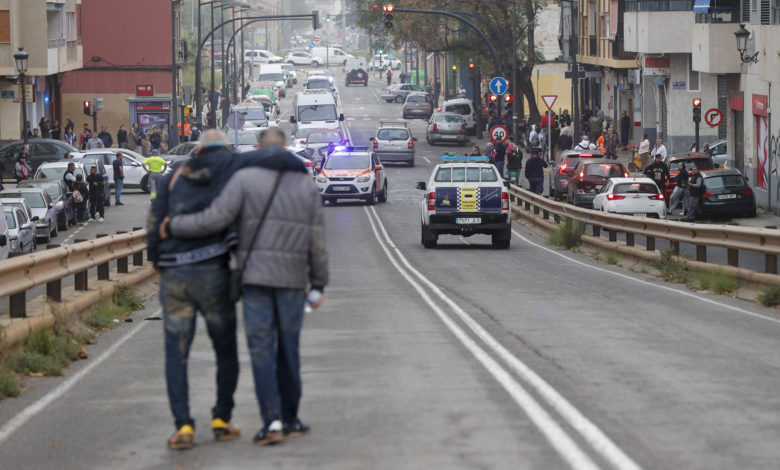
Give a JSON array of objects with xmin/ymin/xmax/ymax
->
[{"xmin": 378, "ymin": 121, "xmax": 408, "ymax": 128}]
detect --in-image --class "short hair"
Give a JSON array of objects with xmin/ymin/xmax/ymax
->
[
  {"xmin": 196, "ymin": 129, "xmax": 228, "ymax": 151},
  {"xmin": 259, "ymin": 127, "xmax": 285, "ymax": 144}
]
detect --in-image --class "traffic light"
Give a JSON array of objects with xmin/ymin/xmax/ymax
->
[
  {"xmin": 504, "ymin": 94, "xmax": 514, "ymax": 103},
  {"xmin": 451, "ymin": 65, "xmax": 457, "ymax": 71},
  {"xmin": 372, "ymin": 3, "xmax": 378, "ymax": 8},
  {"xmin": 83, "ymin": 100, "xmax": 91, "ymax": 116},
  {"xmin": 468, "ymin": 60, "xmax": 475, "ymax": 69},
  {"xmin": 183, "ymin": 105, "xmax": 192, "ymax": 117},
  {"xmin": 692, "ymin": 98, "xmax": 701, "ymax": 123},
  {"xmin": 383, "ymin": 4, "xmax": 394, "ymax": 29},
  {"xmin": 312, "ymin": 10, "xmax": 319, "ymax": 30},
  {"xmin": 488, "ymin": 94, "xmax": 498, "ymax": 103},
  {"xmin": 94, "ymin": 97, "xmax": 104, "ymax": 111}
]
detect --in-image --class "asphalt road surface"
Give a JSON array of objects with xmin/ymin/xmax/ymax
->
[{"xmin": 2, "ymin": 71, "xmax": 780, "ymax": 469}]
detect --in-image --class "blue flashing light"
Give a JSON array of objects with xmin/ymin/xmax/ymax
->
[
  {"xmin": 439, "ymin": 155, "xmax": 492, "ymax": 163},
  {"xmin": 328, "ymin": 145, "xmax": 370, "ymax": 154}
]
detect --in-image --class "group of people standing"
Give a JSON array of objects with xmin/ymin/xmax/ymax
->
[{"xmin": 473, "ymin": 139, "xmax": 548, "ymax": 195}]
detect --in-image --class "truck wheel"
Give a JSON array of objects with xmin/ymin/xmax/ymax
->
[{"xmin": 421, "ymin": 223, "xmax": 438, "ymax": 249}]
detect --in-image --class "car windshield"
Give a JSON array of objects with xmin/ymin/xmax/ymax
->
[
  {"xmin": 237, "ymin": 108, "xmax": 266, "ymax": 121},
  {"xmin": 298, "ymin": 105, "xmax": 337, "ymax": 121},
  {"xmin": 674, "ymin": 158, "xmax": 714, "ymax": 171},
  {"xmin": 18, "ymin": 181, "xmax": 62, "ymax": 198},
  {"xmin": 377, "ymin": 129, "xmax": 409, "ymax": 141},
  {"xmin": 435, "ymin": 167, "xmax": 497, "ymax": 182},
  {"xmin": 35, "ymin": 167, "xmax": 84, "ymax": 180},
  {"xmin": 236, "ymin": 130, "xmax": 260, "ymax": 145},
  {"xmin": 407, "ymin": 95, "xmax": 426, "ymax": 103},
  {"xmin": 585, "ymin": 164, "xmax": 624, "ymax": 178},
  {"xmin": 705, "ymin": 174, "xmax": 746, "ymax": 190},
  {"xmin": 324, "ymin": 154, "xmax": 370, "ymax": 170},
  {"xmin": 259, "ymin": 73, "xmax": 284, "ymax": 82},
  {"xmin": 614, "ymin": 182, "xmax": 659, "ymax": 194},
  {"xmin": 167, "ymin": 143, "xmax": 194, "ymax": 155},
  {"xmin": 1, "ymin": 192, "xmax": 44, "ymax": 208},
  {"xmin": 444, "ymin": 104, "xmax": 471, "ymax": 115},
  {"xmin": 4, "ymin": 211, "xmax": 16, "ymax": 229},
  {"xmin": 561, "ymin": 157, "xmax": 581, "ymax": 170},
  {"xmin": 307, "ymin": 79, "xmax": 331, "ymax": 90},
  {"xmin": 282, "ymin": 65, "xmax": 293, "ymax": 71},
  {"xmin": 436, "ymin": 114, "xmax": 462, "ymax": 124},
  {"xmin": 307, "ymin": 131, "xmax": 341, "ymax": 144}
]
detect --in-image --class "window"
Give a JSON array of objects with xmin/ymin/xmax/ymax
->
[
  {"xmin": 67, "ymin": 12, "xmax": 76, "ymax": 40},
  {"xmin": 688, "ymin": 55, "xmax": 700, "ymax": 92},
  {"xmin": 0, "ymin": 10, "xmax": 10, "ymax": 43},
  {"xmin": 18, "ymin": 210, "xmax": 27, "ymax": 225},
  {"xmin": 704, "ymin": 174, "xmax": 746, "ymax": 189},
  {"xmin": 452, "ymin": 167, "xmax": 466, "ymax": 182},
  {"xmin": 760, "ymin": 0, "xmax": 771, "ymax": 23},
  {"xmin": 614, "ymin": 182, "xmax": 660, "ymax": 194},
  {"xmin": 444, "ymin": 104, "xmax": 472, "ymax": 115},
  {"xmin": 466, "ymin": 168, "xmax": 481, "ymax": 182},
  {"xmin": 481, "ymin": 168, "xmax": 499, "ymax": 182},
  {"xmin": 377, "ymin": 129, "xmax": 409, "ymax": 140},
  {"xmin": 34, "ymin": 142, "xmax": 59, "ymax": 156},
  {"xmin": 5, "ymin": 211, "xmax": 16, "ymax": 229},
  {"xmin": 435, "ymin": 168, "xmax": 452, "ymax": 182}
]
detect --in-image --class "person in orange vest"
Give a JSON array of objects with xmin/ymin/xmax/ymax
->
[
  {"xmin": 596, "ymin": 133, "xmax": 606, "ymax": 154},
  {"xmin": 177, "ymin": 121, "xmax": 191, "ymax": 140}
]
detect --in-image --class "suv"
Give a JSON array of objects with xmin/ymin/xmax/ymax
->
[
  {"xmin": 315, "ymin": 147, "xmax": 388, "ymax": 205},
  {"xmin": 416, "ymin": 155, "xmax": 511, "ymax": 249},
  {"xmin": 549, "ymin": 150, "xmax": 604, "ymax": 200},
  {"xmin": 426, "ymin": 112, "xmax": 467, "ymax": 146},
  {"xmin": 371, "ymin": 121, "xmax": 417, "ymax": 167},
  {"xmin": 440, "ymin": 98, "xmax": 477, "ymax": 135},
  {"xmin": 0, "ymin": 139, "xmax": 78, "ymax": 179},
  {"xmin": 402, "ymin": 92, "xmax": 433, "ymax": 120},
  {"xmin": 34, "ymin": 160, "xmax": 111, "ymax": 207},
  {"xmin": 345, "ymin": 58, "xmax": 368, "ymax": 86},
  {"xmin": 566, "ymin": 159, "xmax": 629, "ymax": 208}
]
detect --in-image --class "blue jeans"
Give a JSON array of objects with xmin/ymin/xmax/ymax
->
[
  {"xmin": 114, "ymin": 178, "xmax": 124, "ymax": 203},
  {"xmin": 495, "ymin": 160, "xmax": 505, "ymax": 179},
  {"xmin": 160, "ymin": 262, "xmax": 239, "ymax": 429},
  {"xmin": 242, "ymin": 286, "xmax": 305, "ymax": 426}
]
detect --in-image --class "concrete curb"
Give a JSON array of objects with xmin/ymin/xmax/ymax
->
[{"xmin": 1, "ymin": 266, "xmax": 156, "ymax": 354}]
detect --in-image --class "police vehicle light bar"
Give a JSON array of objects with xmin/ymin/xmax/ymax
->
[
  {"xmin": 439, "ymin": 155, "xmax": 491, "ymax": 163},
  {"xmin": 328, "ymin": 145, "xmax": 369, "ymax": 153}
]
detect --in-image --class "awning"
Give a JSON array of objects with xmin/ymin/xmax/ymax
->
[{"xmin": 693, "ymin": 0, "xmax": 711, "ymax": 13}]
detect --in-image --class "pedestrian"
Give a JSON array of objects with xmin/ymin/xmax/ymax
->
[
  {"xmin": 65, "ymin": 119, "xmax": 74, "ymax": 134},
  {"xmin": 638, "ymin": 133, "xmax": 650, "ymax": 170},
  {"xmin": 22, "ymin": 121, "xmax": 32, "ymax": 140},
  {"xmin": 560, "ymin": 109, "xmax": 572, "ymax": 128},
  {"xmin": 113, "ymin": 152, "xmax": 125, "ymax": 206},
  {"xmin": 97, "ymin": 125, "xmax": 113, "ymax": 148},
  {"xmin": 669, "ymin": 161, "xmax": 688, "ymax": 215},
  {"xmin": 604, "ymin": 126, "xmax": 620, "ymax": 160},
  {"xmin": 149, "ymin": 127, "xmax": 163, "ymax": 155},
  {"xmin": 457, "ymin": 84, "xmax": 467, "ymax": 98},
  {"xmin": 117, "ymin": 125, "xmax": 128, "ymax": 148},
  {"xmin": 650, "ymin": 137, "xmax": 667, "ymax": 164},
  {"xmin": 189, "ymin": 125, "xmax": 201, "ymax": 142},
  {"xmin": 63, "ymin": 127, "xmax": 77, "ymax": 146},
  {"xmin": 589, "ymin": 114, "xmax": 603, "ymax": 141},
  {"xmin": 620, "ymin": 111, "xmax": 630, "ymax": 147},
  {"xmin": 528, "ymin": 124, "xmax": 541, "ymax": 149},
  {"xmin": 594, "ymin": 105, "xmax": 604, "ymax": 121},
  {"xmin": 506, "ymin": 140, "xmax": 523, "ymax": 183},
  {"xmin": 73, "ymin": 174, "xmax": 89, "ymax": 225},
  {"xmin": 143, "ymin": 151, "xmax": 167, "ymax": 200},
  {"xmin": 86, "ymin": 166, "xmax": 105, "ymax": 222},
  {"xmin": 14, "ymin": 156, "xmax": 31, "ymax": 182},
  {"xmin": 557, "ymin": 127, "xmax": 573, "ymax": 156},
  {"xmin": 62, "ymin": 162, "xmax": 77, "ymax": 192},
  {"xmin": 470, "ymin": 145, "xmax": 481, "ymax": 156},
  {"xmin": 160, "ymin": 133, "xmax": 329, "ymax": 448},
  {"xmin": 51, "ymin": 120, "xmax": 61, "ymax": 141},
  {"xmin": 574, "ymin": 135, "xmax": 597, "ymax": 151},
  {"xmin": 31, "ymin": 128, "xmax": 40, "ymax": 139},
  {"xmin": 86, "ymin": 131, "xmax": 105, "ymax": 149},
  {"xmin": 643, "ymin": 154, "xmax": 670, "ymax": 196},
  {"xmin": 485, "ymin": 142, "xmax": 495, "ymax": 162},
  {"xmin": 148, "ymin": 129, "xmax": 311, "ymax": 450},
  {"xmin": 525, "ymin": 150, "xmax": 548, "ymax": 194},
  {"xmin": 683, "ymin": 165, "xmax": 704, "ymax": 222},
  {"xmin": 39, "ymin": 117, "xmax": 50, "ymax": 138},
  {"xmin": 494, "ymin": 140, "xmax": 507, "ymax": 178},
  {"xmin": 78, "ymin": 124, "xmax": 89, "ymax": 149}
]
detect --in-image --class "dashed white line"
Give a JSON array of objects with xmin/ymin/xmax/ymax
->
[{"xmin": 423, "ymin": 157, "xmax": 431, "ymax": 164}]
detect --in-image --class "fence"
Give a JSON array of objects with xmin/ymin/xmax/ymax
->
[{"xmin": 0, "ymin": 228, "xmax": 147, "ymax": 318}]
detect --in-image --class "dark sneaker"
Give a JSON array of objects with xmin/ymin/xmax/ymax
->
[
  {"xmin": 211, "ymin": 418, "xmax": 240, "ymax": 441},
  {"xmin": 115, "ymin": 202, "xmax": 124, "ymax": 206},
  {"xmin": 253, "ymin": 420, "xmax": 284, "ymax": 446},
  {"xmin": 167, "ymin": 424, "xmax": 194, "ymax": 450},
  {"xmin": 283, "ymin": 418, "xmax": 310, "ymax": 437}
]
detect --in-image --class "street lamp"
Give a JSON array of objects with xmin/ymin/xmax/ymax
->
[
  {"xmin": 14, "ymin": 47, "xmax": 29, "ymax": 143},
  {"xmin": 735, "ymin": 24, "xmax": 759, "ymax": 64}
]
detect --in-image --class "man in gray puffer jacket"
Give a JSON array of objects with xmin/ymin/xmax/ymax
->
[{"xmin": 162, "ymin": 139, "xmax": 328, "ymax": 446}]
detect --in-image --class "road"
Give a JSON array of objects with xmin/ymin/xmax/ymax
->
[{"xmin": 2, "ymin": 69, "xmax": 780, "ymax": 469}]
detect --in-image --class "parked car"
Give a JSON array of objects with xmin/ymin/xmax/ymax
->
[
  {"xmin": 699, "ymin": 168, "xmax": 756, "ymax": 218},
  {"xmin": 371, "ymin": 121, "xmax": 416, "ymax": 167},
  {"xmin": 285, "ymin": 51, "xmax": 319, "ymax": 66},
  {"xmin": 707, "ymin": 139, "xmax": 727, "ymax": 167},
  {"xmin": 440, "ymin": 98, "xmax": 478, "ymax": 135},
  {"xmin": 369, "ymin": 54, "xmax": 402, "ymax": 70},
  {"xmin": 566, "ymin": 159, "xmax": 629, "ymax": 208},
  {"xmin": 71, "ymin": 148, "xmax": 148, "ymax": 191},
  {"xmin": 17, "ymin": 179, "xmax": 72, "ymax": 231},
  {"xmin": 549, "ymin": 150, "xmax": 604, "ymax": 200},
  {"xmin": 402, "ymin": 92, "xmax": 433, "ymax": 120},
  {"xmin": 663, "ymin": 153, "xmax": 715, "ymax": 200},
  {"xmin": 0, "ymin": 139, "xmax": 78, "ymax": 180},
  {"xmin": 381, "ymin": 83, "xmax": 425, "ymax": 103},
  {"xmin": 593, "ymin": 177, "xmax": 667, "ymax": 219},
  {"xmin": 0, "ymin": 201, "xmax": 9, "ymax": 260},
  {"xmin": 0, "ymin": 188, "xmax": 57, "ymax": 242},
  {"xmin": 34, "ymin": 160, "xmax": 110, "ymax": 207},
  {"xmin": 426, "ymin": 112, "xmax": 467, "ymax": 146},
  {"xmin": 4, "ymin": 206, "xmax": 35, "ymax": 256}
]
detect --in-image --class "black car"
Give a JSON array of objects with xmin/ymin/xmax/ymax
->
[
  {"xmin": 17, "ymin": 179, "xmax": 74, "ymax": 231},
  {"xmin": 699, "ymin": 169, "xmax": 757, "ymax": 218},
  {"xmin": 345, "ymin": 67, "xmax": 368, "ymax": 86},
  {"xmin": 0, "ymin": 139, "xmax": 77, "ymax": 180},
  {"xmin": 549, "ymin": 149, "xmax": 604, "ymax": 200}
]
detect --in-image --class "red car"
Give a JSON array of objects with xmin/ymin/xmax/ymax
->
[{"xmin": 663, "ymin": 153, "xmax": 715, "ymax": 200}]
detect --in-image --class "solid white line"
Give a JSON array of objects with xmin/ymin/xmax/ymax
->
[
  {"xmin": 458, "ymin": 236, "xmax": 470, "ymax": 245},
  {"xmin": 511, "ymin": 228, "xmax": 780, "ymax": 326},
  {"xmin": 370, "ymin": 207, "xmax": 641, "ymax": 470},
  {"xmin": 423, "ymin": 157, "xmax": 431, "ymax": 164},
  {"xmin": 0, "ymin": 309, "xmax": 156, "ymax": 445},
  {"xmin": 363, "ymin": 207, "xmax": 600, "ymax": 470}
]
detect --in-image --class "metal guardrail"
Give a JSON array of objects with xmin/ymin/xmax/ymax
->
[
  {"xmin": 508, "ymin": 185, "xmax": 780, "ymax": 274},
  {"xmin": 0, "ymin": 229, "xmax": 148, "ymax": 318}
]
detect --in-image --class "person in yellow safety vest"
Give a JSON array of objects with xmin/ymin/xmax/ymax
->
[
  {"xmin": 177, "ymin": 121, "xmax": 191, "ymax": 140},
  {"xmin": 142, "ymin": 154, "xmax": 168, "ymax": 200}
]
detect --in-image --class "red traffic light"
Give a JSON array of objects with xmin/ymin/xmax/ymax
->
[
  {"xmin": 372, "ymin": 3, "xmax": 378, "ymax": 8},
  {"xmin": 504, "ymin": 94, "xmax": 514, "ymax": 102},
  {"xmin": 383, "ymin": 4, "xmax": 394, "ymax": 12},
  {"xmin": 488, "ymin": 94, "xmax": 498, "ymax": 103},
  {"xmin": 468, "ymin": 62, "xmax": 475, "ymax": 69},
  {"xmin": 692, "ymin": 98, "xmax": 701, "ymax": 107}
]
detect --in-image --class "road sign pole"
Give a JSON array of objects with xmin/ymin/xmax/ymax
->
[
  {"xmin": 548, "ymin": 110, "xmax": 552, "ymax": 163},
  {"xmin": 695, "ymin": 119, "xmax": 700, "ymax": 153}
]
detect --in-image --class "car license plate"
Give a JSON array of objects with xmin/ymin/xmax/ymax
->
[
  {"xmin": 456, "ymin": 218, "xmax": 481, "ymax": 224},
  {"xmin": 332, "ymin": 186, "xmax": 351, "ymax": 192},
  {"xmin": 632, "ymin": 213, "xmax": 647, "ymax": 218},
  {"xmin": 441, "ymin": 134, "xmax": 457, "ymax": 139},
  {"xmin": 718, "ymin": 194, "xmax": 737, "ymax": 199},
  {"xmin": 357, "ymin": 73, "xmax": 363, "ymax": 78}
]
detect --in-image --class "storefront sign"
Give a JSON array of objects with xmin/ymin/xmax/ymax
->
[
  {"xmin": 136, "ymin": 85, "xmax": 154, "ymax": 97},
  {"xmin": 752, "ymin": 94, "xmax": 768, "ymax": 117},
  {"xmin": 643, "ymin": 57, "xmax": 671, "ymax": 76},
  {"xmin": 1, "ymin": 90, "xmax": 15, "ymax": 99},
  {"xmin": 135, "ymin": 101, "xmax": 169, "ymax": 111},
  {"xmin": 672, "ymin": 81, "xmax": 686, "ymax": 90}
]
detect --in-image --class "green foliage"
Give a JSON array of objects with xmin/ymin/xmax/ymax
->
[
  {"xmin": 85, "ymin": 304, "xmax": 123, "ymax": 330},
  {"xmin": 7, "ymin": 351, "xmax": 63, "ymax": 376},
  {"xmin": 691, "ymin": 270, "xmax": 739, "ymax": 294},
  {"xmin": 113, "ymin": 283, "xmax": 144, "ymax": 311},
  {"xmin": 0, "ymin": 366, "xmax": 20, "ymax": 398},
  {"xmin": 652, "ymin": 247, "xmax": 690, "ymax": 283},
  {"xmin": 605, "ymin": 252, "xmax": 620, "ymax": 266},
  {"xmin": 758, "ymin": 287, "xmax": 780, "ymax": 307},
  {"xmin": 548, "ymin": 218, "xmax": 585, "ymax": 249}
]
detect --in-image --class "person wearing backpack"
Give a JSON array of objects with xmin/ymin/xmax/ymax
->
[{"xmin": 14, "ymin": 156, "xmax": 31, "ymax": 183}]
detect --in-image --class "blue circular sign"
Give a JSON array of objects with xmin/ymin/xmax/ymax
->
[
  {"xmin": 309, "ymin": 42, "xmax": 316, "ymax": 49},
  {"xmin": 489, "ymin": 77, "xmax": 508, "ymax": 95}
]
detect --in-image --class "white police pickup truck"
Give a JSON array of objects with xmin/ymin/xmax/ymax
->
[{"xmin": 416, "ymin": 155, "xmax": 511, "ymax": 249}]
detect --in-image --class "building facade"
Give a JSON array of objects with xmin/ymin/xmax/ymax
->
[{"xmin": 0, "ymin": 0, "xmax": 83, "ymax": 142}]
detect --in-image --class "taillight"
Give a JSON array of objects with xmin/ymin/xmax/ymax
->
[
  {"xmin": 408, "ymin": 139, "xmax": 414, "ymax": 149},
  {"xmin": 739, "ymin": 188, "xmax": 753, "ymax": 196},
  {"xmin": 472, "ymin": 112, "xmax": 477, "ymax": 122},
  {"xmin": 702, "ymin": 192, "xmax": 715, "ymax": 199},
  {"xmin": 388, "ymin": 90, "xmax": 393, "ymax": 94},
  {"xmin": 624, "ymin": 172, "xmax": 629, "ymax": 177},
  {"xmin": 558, "ymin": 162, "xmax": 567, "ymax": 174},
  {"xmin": 649, "ymin": 193, "xmax": 664, "ymax": 200},
  {"xmin": 502, "ymin": 191, "xmax": 509, "ymax": 212},
  {"xmin": 579, "ymin": 171, "xmax": 584, "ymax": 178},
  {"xmin": 372, "ymin": 139, "xmax": 378, "ymax": 149},
  {"xmin": 427, "ymin": 192, "xmax": 436, "ymax": 211},
  {"xmin": 433, "ymin": 123, "xmax": 439, "ymax": 131},
  {"xmin": 607, "ymin": 193, "xmax": 625, "ymax": 201},
  {"xmin": 305, "ymin": 161, "xmax": 314, "ymax": 167},
  {"xmin": 460, "ymin": 124, "xmax": 466, "ymax": 133}
]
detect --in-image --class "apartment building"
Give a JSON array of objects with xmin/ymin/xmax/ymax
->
[{"xmin": 0, "ymin": 0, "xmax": 83, "ymax": 142}]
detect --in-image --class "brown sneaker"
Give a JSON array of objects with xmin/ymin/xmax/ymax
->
[
  {"xmin": 253, "ymin": 420, "xmax": 284, "ymax": 446},
  {"xmin": 211, "ymin": 418, "xmax": 241, "ymax": 441},
  {"xmin": 168, "ymin": 424, "xmax": 194, "ymax": 450}
]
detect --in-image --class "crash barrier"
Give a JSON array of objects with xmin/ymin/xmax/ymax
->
[
  {"xmin": 0, "ymin": 228, "xmax": 148, "ymax": 318},
  {"xmin": 507, "ymin": 184, "xmax": 780, "ymax": 275}
]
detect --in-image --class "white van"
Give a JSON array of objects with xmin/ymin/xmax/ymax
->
[
  {"xmin": 310, "ymin": 47, "xmax": 354, "ymax": 65},
  {"xmin": 290, "ymin": 89, "xmax": 344, "ymax": 134},
  {"xmin": 244, "ymin": 49, "xmax": 282, "ymax": 64},
  {"xmin": 0, "ymin": 200, "xmax": 9, "ymax": 261},
  {"xmin": 441, "ymin": 98, "xmax": 478, "ymax": 135},
  {"xmin": 258, "ymin": 64, "xmax": 287, "ymax": 97}
]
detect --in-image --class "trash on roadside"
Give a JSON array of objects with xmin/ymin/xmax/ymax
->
[{"xmin": 125, "ymin": 317, "xmax": 134, "ymax": 323}]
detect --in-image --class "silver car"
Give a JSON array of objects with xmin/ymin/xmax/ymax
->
[
  {"xmin": 402, "ymin": 92, "xmax": 433, "ymax": 120},
  {"xmin": 4, "ymin": 207, "xmax": 35, "ymax": 256},
  {"xmin": 371, "ymin": 123, "xmax": 417, "ymax": 167},
  {"xmin": 381, "ymin": 83, "xmax": 425, "ymax": 103},
  {"xmin": 426, "ymin": 113, "xmax": 468, "ymax": 146},
  {"xmin": 0, "ymin": 189, "xmax": 56, "ymax": 242}
]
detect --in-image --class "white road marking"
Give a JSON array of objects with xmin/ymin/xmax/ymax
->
[
  {"xmin": 512, "ymin": 229, "xmax": 780, "ymax": 326},
  {"xmin": 363, "ymin": 207, "xmax": 602, "ymax": 470},
  {"xmin": 458, "ymin": 236, "xmax": 470, "ymax": 245},
  {"xmin": 423, "ymin": 157, "xmax": 431, "ymax": 164},
  {"xmin": 0, "ymin": 309, "xmax": 157, "ymax": 445}
]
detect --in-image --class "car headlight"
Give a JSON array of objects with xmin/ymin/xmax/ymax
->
[
  {"xmin": 10, "ymin": 237, "xmax": 18, "ymax": 250},
  {"xmin": 357, "ymin": 175, "xmax": 371, "ymax": 183},
  {"xmin": 316, "ymin": 175, "xmax": 328, "ymax": 184}
]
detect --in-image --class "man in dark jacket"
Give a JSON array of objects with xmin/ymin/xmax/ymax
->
[
  {"xmin": 604, "ymin": 126, "xmax": 620, "ymax": 160},
  {"xmin": 683, "ymin": 166, "xmax": 704, "ymax": 222},
  {"xmin": 147, "ymin": 129, "xmax": 308, "ymax": 450},
  {"xmin": 98, "ymin": 125, "xmax": 113, "ymax": 148},
  {"xmin": 620, "ymin": 111, "xmax": 630, "ymax": 147},
  {"xmin": 643, "ymin": 154, "xmax": 670, "ymax": 194},
  {"xmin": 117, "ymin": 125, "xmax": 128, "ymax": 148},
  {"xmin": 525, "ymin": 150, "xmax": 548, "ymax": 194},
  {"xmin": 668, "ymin": 161, "xmax": 688, "ymax": 215},
  {"xmin": 85, "ymin": 166, "xmax": 105, "ymax": 222},
  {"xmin": 149, "ymin": 127, "xmax": 162, "ymax": 154}
]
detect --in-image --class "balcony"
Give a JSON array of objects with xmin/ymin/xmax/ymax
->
[
  {"xmin": 694, "ymin": 0, "xmax": 740, "ymax": 22},
  {"xmin": 691, "ymin": 23, "xmax": 740, "ymax": 73},
  {"xmin": 47, "ymin": 38, "xmax": 83, "ymax": 74},
  {"xmin": 624, "ymin": 9, "xmax": 694, "ymax": 53},
  {"xmin": 612, "ymin": 38, "xmax": 638, "ymax": 60}
]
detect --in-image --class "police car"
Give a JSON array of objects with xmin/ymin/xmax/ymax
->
[
  {"xmin": 315, "ymin": 146, "xmax": 388, "ymax": 205},
  {"xmin": 416, "ymin": 155, "xmax": 511, "ymax": 249}
]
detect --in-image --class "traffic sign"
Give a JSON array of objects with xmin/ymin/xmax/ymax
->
[
  {"xmin": 489, "ymin": 77, "xmax": 508, "ymax": 95},
  {"xmin": 309, "ymin": 41, "xmax": 315, "ymax": 49},
  {"xmin": 705, "ymin": 108, "xmax": 723, "ymax": 127},
  {"xmin": 490, "ymin": 125, "xmax": 508, "ymax": 143},
  {"xmin": 226, "ymin": 112, "xmax": 245, "ymax": 130},
  {"xmin": 541, "ymin": 95, "xmax": 557, "ymax": 110},
  {"xmin": 314, "ymin": 36, "xmax": 320, "ymax": 43}
]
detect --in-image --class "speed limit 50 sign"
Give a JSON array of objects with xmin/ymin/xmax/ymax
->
[{"xmin": 490, "ymin": 125, "xmax": 508, "ymax": 143}]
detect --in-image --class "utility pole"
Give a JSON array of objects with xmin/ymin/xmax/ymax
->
[
  {"xmin": 511, "ymin": 0, "xmax": 519, "ymax": 141},
  {"xmin": 171, "ymin": 0, "xmax": 179, "ymax": 147},
  {"xmin": 210, "ymin": 1, "xmax": 216, "ymax": 128}
]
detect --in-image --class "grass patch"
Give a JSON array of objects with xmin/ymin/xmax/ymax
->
[
  {"xmin": 85, "ymin": 303, "xmax": 124, "ymax": 330},
  {"xmin": 548, "ymin": 218, "xmax": 585, "ymax": 249},
  {"xmin": 758, "ymin": 286, "xmax": 780, "ymax": 307},
  {"xmin": 605, "ymin": 252, "xmax": 620, "ymax": 265},
  {"xmin": 5, "ymin": 329, "xmax": 85, "ymax": 377},
  {"xmin": 0, "ymin": 366, "xmax": 20, "ymax": 398},
  {"xmin": 113, "ymin": 283, "xmax": 144, "ymax": 310},
  {"xmin": 652, "ymin": 247, "xmax": 690, "ymax": 283},
  {"xmin": 7, "ymin": 351, "xmax": 63, "ymax": 376},
  {"xmin": 691, "ymin": 270, "xmax": 739, "ymax": 294}
]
